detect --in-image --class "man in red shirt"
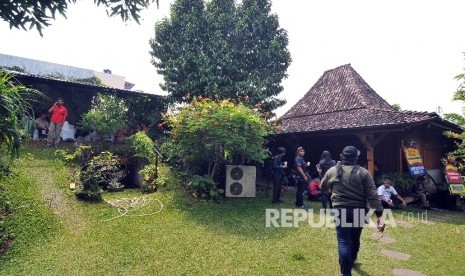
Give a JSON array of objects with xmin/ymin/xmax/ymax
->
[{"xmin": 46, "ymin": 97, "xmax": 68, "ymax": 147}]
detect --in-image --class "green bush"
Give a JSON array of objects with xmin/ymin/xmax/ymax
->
[
  {"xmin": 124, "ymin": 95, "xmax": 167, "ymax": 140},
  {"xmin": 55, "ymin": 145, "xmax": 93, "ymax": 166},
  {"xmin": 126, "ymin": 131, "xmax": 165, "ymax": 193},
  {"xmin": 79, "ymin": 93, "xmax": 127, "ymax": 139},
  {"xmin": 164, "ymin": 98, "xmax": 274, "ymax": 180},
  {"xmin": 0, "ymin": 70, "xmax": 41, "ymax": 156},
  {"xmin": 76, "ymin": 151, "xmax": 126, "ymax": 201},
  {"xmin": 0, "ymin": 154, "xmax": 11, "ymax": 180},
  {"xmin": 139, "ymin": 164, "xmax": 159, "ymax": 193},
  {"xmin": 125, "ymin": 131, "xmax": 156, "ymax": 162},
  {"xmin": 187, "ymin": 175, "xmax": 224, "ymax": 200},
  {"xmin": 76, "ymin": 169, "xmax": 102, "ymax": 202}
]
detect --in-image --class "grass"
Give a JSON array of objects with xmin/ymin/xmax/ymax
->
[{"xmin": 1, "ymin": 144, "xmax": 465, "ymax": 275}]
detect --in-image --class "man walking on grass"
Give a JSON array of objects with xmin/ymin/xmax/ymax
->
[{"xmin": 320, "ymin": 146, "xmax": 384, "ymax": 276}]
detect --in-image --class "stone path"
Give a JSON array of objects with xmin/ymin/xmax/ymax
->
[
  {"xmin": 392, "ymin": 268, "xmax": 427, "ymax": 276},
  {"xmin": 28, "ymin": 158, "xmax": 89, "ymax": 236},
  {"xmin": 371, "ymin": 209, "xmax": 464, "ymax": 275},
  {"xmin": 371, "ymin": 212, "xmax": 433, "ymax": 275},
  {"xmin": 380, "ymin": 249, "xmax": 411, "ymax": 260},
  {"xmin": 371, "ymin": 232, "xmax": 396, "ymax": 243},
  {"xmin": 396, "ymin": 220, "xmax": 415, "ymax": 228},
  {"xmin": 420, "ymin": 220, "xmax": 435, "ymax": 226}
]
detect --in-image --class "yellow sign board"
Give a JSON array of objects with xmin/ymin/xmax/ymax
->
[
  {"xmin": 449, "ymin": 184, "xmax": 465, "ymax": 195},
  {"xmin": 402, "ymin": 147, "xmax": 427, "ymax": 176}
]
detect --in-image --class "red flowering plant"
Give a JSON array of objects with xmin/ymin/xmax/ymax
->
[{"xmin": 162, "ymin": 97, "xmax": 277, "ymax": 198}]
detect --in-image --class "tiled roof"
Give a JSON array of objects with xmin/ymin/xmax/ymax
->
[
  {"xmin": 8, "ymin": 70, "xmax": 163, "ymax": 99},
  {"xmin": 281, "ymin": 64, "xmax": 460, "ymax": 134},
  {"xmin": 282, "ymin": 108, "xmax": 439, "ymax": 133}
]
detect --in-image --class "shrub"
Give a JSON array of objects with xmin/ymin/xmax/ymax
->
[
  {"xmin": 76, "ymin": 151, "xmax": 127, "ymax": 201},
  {"xmin": 0, "ymin": 70, "xmax": 41, "ymax": 156},
  {"xmin": 0, "ymin": 154, "xmax": 11, "ymax": 180},
  {"xmin": 55, "ymin": 145, "xmax": 93, "ymax": 166},
  {"xmin": 187, "ymin": 175, "xmax": 224, "ymax": 200},
  {"xmin": 125, "ymin": 131, "xmax": 156, "ymax": 162},
  {"xmin": 76, "ymin": 169, "xmax": 102, "ymax": 202},
  {"xmin": 164, "ymin": 98, "xmax": 274, "ymax": 180},
  {"xmin": 124, "ymin": 95, "xmax": 167, "ymax": 140},
  {"xmin": 91, "ymin": 151, "xmax": 126, "ymax": 191},
  {"xmin": 126, "ymin": 131, "xmax": 165, "ymax": 192},
  {"xmin": 139, "ymin": 164, "xmax": 159, "ymax": 193},
  {"xmin": 79, "ymin": 94, "xmax": 128, "ymax": 140}
]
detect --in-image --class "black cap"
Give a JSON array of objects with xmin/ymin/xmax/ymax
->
[
  {"xmin": 277, "ymin": 147, "xmax": 286, "ymax": 154},
  {"xmin": 342, "ymin": 146, "xmax": 360, "ymax": 159}
]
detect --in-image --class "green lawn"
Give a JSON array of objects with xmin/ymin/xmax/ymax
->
[{"xmin": 1, "ymin": 146, "xmax": 465, "ymax": 275}]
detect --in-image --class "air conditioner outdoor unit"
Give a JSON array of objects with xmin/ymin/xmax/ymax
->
[{"xmin": 225, "ymin": 165, "xmax": 256, "ymax": 197}]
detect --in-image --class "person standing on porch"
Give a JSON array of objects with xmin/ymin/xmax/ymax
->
[{"xmin": 46, "ymin": 97, "xmax": 68, "ymax": 148}]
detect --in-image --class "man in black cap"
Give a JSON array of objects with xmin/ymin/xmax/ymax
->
[
  {"xmin": 320, "ymin": 146, "xmax": 384, "ymax": 276},
  {"xmin": 271, "ymin": 147, "xmax": 287, "ymax": 203}
]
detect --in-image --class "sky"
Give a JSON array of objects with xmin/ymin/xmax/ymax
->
[{"xmin": 1, "ymin": 0, "xmax": 465, "ymax": 117}]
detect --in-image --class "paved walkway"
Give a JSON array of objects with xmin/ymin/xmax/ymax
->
[{"xmin": 370, "ymin": 209, "xmax": 464, "ymax": 276}]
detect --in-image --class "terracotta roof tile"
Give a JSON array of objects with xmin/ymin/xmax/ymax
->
[
  {"xmin": 281, "ymin": 108, "xmax": 437, "ymax": 133},
  {"xmin": 280, "ymin": 64, "xmax": 460, "ymax": 134}
]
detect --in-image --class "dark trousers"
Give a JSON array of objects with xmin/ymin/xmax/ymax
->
[
  {"xmin": 295, "ymin": 180, "xmax": 306, "ymax": 207},
  {"xmin": 321, "ymin": 192, "xmax": 331, "ymax": 209},
  {"xmin": 381, "ymin": 196, "xmax": 403, "ymax": 209},
  {"xmin": 335, "ymin": 207, "xmax": 364, "ymax": 276},
  {"xmin": 272, "ymin": 172, "xmax": 282, "ymax": 202},
  {"xmin": 308, "ymin": 191, "xmax": 332, "ymax": 209}
]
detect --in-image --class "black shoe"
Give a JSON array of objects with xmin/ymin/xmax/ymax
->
[
  {"xmin": 272, "ymin": 201, "xmax": 281, "ymax": 204},
  {"xmin": 277, "ymin": 200, "xmax": 284, "ymax": 203}
]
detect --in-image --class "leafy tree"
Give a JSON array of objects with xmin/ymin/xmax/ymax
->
[
  {"xmin": 444, "ymin": 53, "xmax": 465, "ymax": 163},
  {"xmin": 163, "ymin": 97, "xmax": 274, "ymax": 180},
  {"xmin": 0, "ymin": 0, "xmax": 159, "ymax": 35},
  {"xmin": 150, "ymin": 0, "xmax": 291, "ymax": 113},
  {"xmin": 80, "ymin": 93, "xmax": 128, "ymax": 139},
  {"xmin": 392, "ymin": 103, "xmax": 401, "ymax": 111},
  {"xmin": 124, "ymin": 94, "xmax": 167, "ymax": 140},
  {"xmin": 0, "ymin": 70, "xmax": 38, "ymax": 156}
]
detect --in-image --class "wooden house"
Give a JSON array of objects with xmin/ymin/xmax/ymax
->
[
  {"xmin": 273, "ymin": 64, "xmax": 462, "ymax": 185},
  {"xmin": 9, "ymin": 71, "xmax": 165, "ymax": 126}
]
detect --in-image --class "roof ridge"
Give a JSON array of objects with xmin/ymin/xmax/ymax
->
[
  {"xmin": 282, "ymin": 105, "xmax": 405, "ymax": 120},
  {"xmin": 281, "ymin": 106, "xmax": 365, "ymax": 120},
  {"xmin": 281, "ymin": 64, "xmax": 396, "ymax": 119}
]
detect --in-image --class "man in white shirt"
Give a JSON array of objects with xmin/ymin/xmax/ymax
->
[{"xmin": 377, "ymin": 179, "xmax": 406, "ymax": 209}]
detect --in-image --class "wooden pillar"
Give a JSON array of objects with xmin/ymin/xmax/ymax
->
[
  {"xmin": 399, "ymin": 147, "xmax": 403, "ymax": 173},
  {"xmin": 357, "ymin": 132, "xmax": 389, "ymax": 176},
  {"xmin": 366, "ymin": 145, "xmax": 374, "ymax": 175}
]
